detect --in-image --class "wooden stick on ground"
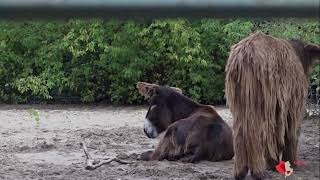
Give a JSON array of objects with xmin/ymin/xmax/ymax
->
[{"xmin": 80, "ymin": 141, "xmax": 132, "ymax": 170}]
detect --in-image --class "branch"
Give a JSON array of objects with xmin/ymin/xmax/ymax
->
[{"xmin": 80, "ymin": 141, "xmax": 132, "ymax": 170}]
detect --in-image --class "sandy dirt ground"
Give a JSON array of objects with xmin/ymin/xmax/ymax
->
[{"xmin": 0, "ymin": 105, "xmax": 319, "ymax": 180}]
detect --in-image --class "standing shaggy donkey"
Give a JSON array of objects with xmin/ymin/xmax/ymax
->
[{"xmin": 225, "ymin": 32, "xmax": 320, "ymax": 180}]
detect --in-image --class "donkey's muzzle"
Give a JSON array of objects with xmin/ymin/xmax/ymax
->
[{"xmin": 144, "ymin": 118, "xmax": 159, "ymax": 139}]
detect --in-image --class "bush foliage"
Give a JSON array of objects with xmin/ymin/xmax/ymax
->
[{"xmin": 0, "ymin": 19, "xmax": 319, "ymax": 104}]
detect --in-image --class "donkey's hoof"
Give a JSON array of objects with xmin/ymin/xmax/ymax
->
[
  {"xmin": 251, "ymin": 171, "xmax": 271, "ymax": 180},
  {"xmin": 140, "ymin": 151, "xmax": 153, "ymax": 161}
]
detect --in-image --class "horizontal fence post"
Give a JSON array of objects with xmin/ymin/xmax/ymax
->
[{"xmin": 0, "ymin": 0, "xmax": 319, "ymax": 19}]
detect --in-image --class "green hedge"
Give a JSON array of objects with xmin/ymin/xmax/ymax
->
[{"xmin": 0, "ymin": 19, "xmax": 319, "ymax": 105}]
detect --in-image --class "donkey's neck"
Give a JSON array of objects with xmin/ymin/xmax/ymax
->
[{"xmin": 170, "ymin": 95, "xmax": 201, "ymax": 123}]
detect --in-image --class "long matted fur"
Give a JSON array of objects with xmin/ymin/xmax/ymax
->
[{"xmin": 225, "ymin": 32, "xmax": 309, "ymax": 178}]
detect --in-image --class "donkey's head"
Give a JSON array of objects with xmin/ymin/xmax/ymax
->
[
  {"xmin": 289, "ymin": 40, "xmax": 320, "ymax": 76},
  {"xmin": 304, "ymin": 43, "xmax": 320, "ymax": 64},
  {"xmin": 137, "ymin": 82, "xmax": 198, "ymax": 138}
]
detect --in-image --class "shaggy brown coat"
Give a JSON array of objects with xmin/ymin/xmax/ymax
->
[
  {"xmin": 142, "ymin": 105, "xmax": 234, "ymax": 163},
  {"xmin": 225, "ymin": 32, "xmax": 320, "ymax": 179}
]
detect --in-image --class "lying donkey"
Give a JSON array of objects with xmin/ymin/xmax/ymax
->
[{"xmin": 137, "ymin": 82, "xmax": 234, "ymax": 163}]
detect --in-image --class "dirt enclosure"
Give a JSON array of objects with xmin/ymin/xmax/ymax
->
[{"xmin": 0, "ymin": 105, "xmax": 319, "ymax": 180}]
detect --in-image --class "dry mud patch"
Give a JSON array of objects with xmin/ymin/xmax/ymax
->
[{"xmin": 0, "ymin": 105, "xmax": 319, "ymax": 180}]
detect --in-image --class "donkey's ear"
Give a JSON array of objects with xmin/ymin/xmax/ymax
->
[
  {"xmin": 305, "ymin": 43, "xmax": 320, "ymax": 60},
  {"xmin": 170, "ymin": 87, "xmax": 183, "ymax": 94},
  {"xmin": 136, "ymin": 82, "xmax": 158, "ymax": 98}
]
